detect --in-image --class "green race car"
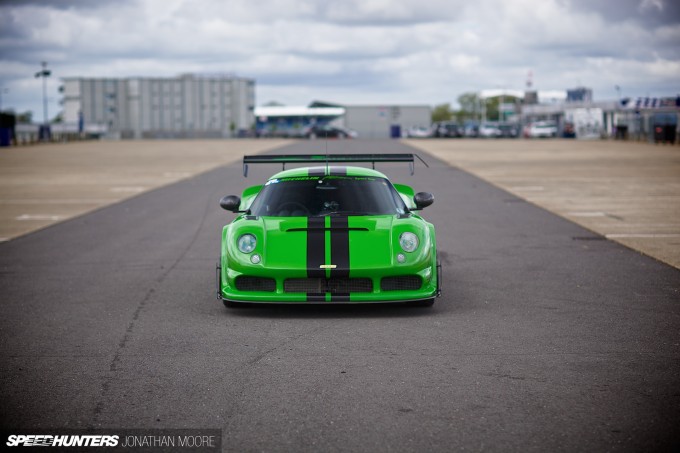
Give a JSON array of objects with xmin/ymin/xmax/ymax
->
[{"xmin": 216, "ymin": 154, "xmax": 440, "ymax": 307}]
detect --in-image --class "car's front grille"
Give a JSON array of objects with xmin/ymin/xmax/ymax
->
[
  {"xmin": 284, "ymin": 278, "xmax": 373, "ymax": 293},
  {"xmin": 381, "ymin": 275, "xmax": 422, "ymax": 291},
  {"xmin": 235, "ymin": 276, "xmax": 276, "ymax": 292}
]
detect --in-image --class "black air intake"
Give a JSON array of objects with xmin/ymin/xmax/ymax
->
[
  {"xmin": 381, "ymin": 276, "xmax": 422, "ymax": 291},
  {"xmin": 235, "ymin": 276, "xmax": 276, "ymax": 292},
  {"xmin": 284, "ymin": 278, "xmax": 373, "ymax": 293}
]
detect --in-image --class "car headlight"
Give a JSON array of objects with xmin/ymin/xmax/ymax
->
[
  {"xmin": 237, "ymin": 234, "xmax": 257, "ymax": 253},
  {"xmin": 399, "ymin": 232, "xmax": 419, "ymax": 252}
]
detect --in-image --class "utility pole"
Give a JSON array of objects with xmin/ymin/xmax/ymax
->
[
  {"xmin": 481, "ymin": 95, "xmax": 486, "ymax": 123},
  {"xmin": 35, "ymin": 62, "xmax": 51, "ymax": 140},
  {"xmin": 0, "ymin": 86, "xmax": 8, "ymax": 112}
]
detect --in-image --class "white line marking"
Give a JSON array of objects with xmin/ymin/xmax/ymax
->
[
  {"xmin": 163, "ymin": 172, "xmax": 191, "ymax": 178},
  {"xmin": 508, "ymin": 186, "xmax": 545, "ymax": 191},
  {"xmin": 606, "ymin": 234, "xmax": 680, "ymax": 239},
  {"xmin": 110, "ymin": 186, "xmax": 146, "ymax": 193},
  {"xmin": 16, "ymin": 214, "xmax": 65, "ymax": 221},
  {"xmin": 0, "ymin": 199, "xmax": 112, "ymax": 204},
  {"xmin": 567, "ymin": 212, "xmax": 608, "ymax": 217}
]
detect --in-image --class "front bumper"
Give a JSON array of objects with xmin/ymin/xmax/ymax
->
[{"xmin": 216, "ymin": 263, "xmax": 441, "ymax": 304}]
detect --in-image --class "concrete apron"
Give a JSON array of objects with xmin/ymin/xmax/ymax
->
[
  {"xmin": 0, "ymin": 139, "xmax": 290, "ymax": 241},
  {"xmin": 405, "ymin": 138, "xmax": 680, "ymax": 270}
]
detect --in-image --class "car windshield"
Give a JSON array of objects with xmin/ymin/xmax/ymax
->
[{"xmin": 248, "ymin": 175, "xmax": 407, "ymax": 217}]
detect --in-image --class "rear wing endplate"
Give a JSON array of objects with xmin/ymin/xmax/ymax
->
[{"xmin": 242, "ymin": 153, "xmax": 429, "ymax": 177}]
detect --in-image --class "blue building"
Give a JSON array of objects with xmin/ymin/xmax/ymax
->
[{"xmin": 566, "ymin": 87, "xmax": 593, "ymax": 103}]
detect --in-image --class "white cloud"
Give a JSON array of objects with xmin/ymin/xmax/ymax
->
[
  {"xmin": 0, "ymin": 0, "xmax": 678, "ymax": 118},
  {"xmin": 639, "ymin": 0, "xmax": 664, "ymax": 12}
]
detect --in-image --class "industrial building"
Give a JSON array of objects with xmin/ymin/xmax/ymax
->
[
  {"xmin": 254, "ymin": 101, "xmax": 431, "ymax": 139},
  {"xmin": 522, "ymin": 95, "xmax": 679, "ymax": 141},
  {"xmin": 62, "ymin": 74, "xmax": 255, "ymax": 139},
  {"xmin": 340, "ymin": 104, "xmax": 432, "ymax": 139}
]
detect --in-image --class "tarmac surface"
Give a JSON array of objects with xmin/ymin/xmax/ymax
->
[{"xmin": 1, "ymin": 139, "xmax": 679, "ymax": 452}]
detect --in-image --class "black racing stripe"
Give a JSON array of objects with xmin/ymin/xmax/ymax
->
[
  {"xmin": 330, "ymin": 216, "xmax": 350, "ymax": 278},
  {"xmin": 330, "ymin": 293, "xmax": 350, "ymax": 302},
  {"xmin": 307, "ymin": 293, "xmax": 326, "ymax": 302},
  {"xmin": 306, "ymin": 216, "xmax": 326, "ymax": 279},
  {"xmin": 308, "ymin": 167, "xmax": 325, "ymax": 176}
]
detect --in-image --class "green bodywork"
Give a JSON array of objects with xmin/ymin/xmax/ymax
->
[{"xmin": 219, "ymin": 166, "xmax": 438, "ymax": 304}]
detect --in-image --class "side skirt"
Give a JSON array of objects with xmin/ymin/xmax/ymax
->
[
  {"xmin": 436, "ymin": 259, "xmax": 442, "ymax": 297},
  {"xmin": 216, "ymin": 262, "xmax": 222, "ymax": 299}
]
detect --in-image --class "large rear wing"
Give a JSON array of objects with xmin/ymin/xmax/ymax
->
[{"xmin": 242, "ymin": 153, "xmax": 429, "ymax": 177}]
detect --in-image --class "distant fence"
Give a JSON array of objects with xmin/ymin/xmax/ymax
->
[{"xmin": 10, "ymin": 123, "xmax": 105, "ymax": 146}]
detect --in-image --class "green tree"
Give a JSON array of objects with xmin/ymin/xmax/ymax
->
[
  {"xmin": 455, "ymin": 92, "xmax": 481, "ymax": 122},
  {"xmin": 431, "ymin": 103, "xmax": 453, "ymax": 123},
  {"xmin": 17, "ymin": 111, "xmax": 32, "ymax": 124},
  {"xmin": 451, "ymin": 92, "xmax": 523, "ymax": 122},
  {"xmin": 457, "ymin": 92, "xmax": 479, "ymax": 114},
  {"xmin": 483, "ymin": 95, "xmax": 522, "ymax": 121},
  {"xmin": 485, "ymin": 97, "xmax": 499, "ymax": 122}
]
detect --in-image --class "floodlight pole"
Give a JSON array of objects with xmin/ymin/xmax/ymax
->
[
  {"xmin": 35, "ymin": 61, "xmax": 51, "ymax": 126},
  {"xmin": 0, "ymin": 86, "xmax": 8, "ymax": 112},
  {"xmin": 499, "ymin": 92, "xmax": 504, "ymax": 122}
]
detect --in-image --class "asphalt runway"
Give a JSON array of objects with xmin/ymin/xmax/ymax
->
[{"xmin": 1, "ymin": 140, "xmax": 679, "ymax": 452}]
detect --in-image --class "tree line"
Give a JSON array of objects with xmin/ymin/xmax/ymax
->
[{"xmin": 431, "ymin": 92, "xmax": 522, "ymax": 123}]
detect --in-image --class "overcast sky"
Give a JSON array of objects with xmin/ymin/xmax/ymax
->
[{"xmin": 1, "ymin": 0, "xmax": 678, "ymax": 120}]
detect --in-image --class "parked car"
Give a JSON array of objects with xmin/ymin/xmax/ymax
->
[
  {"xmin": 433, "ymin": 122, "xmax": 464, "ymax": 138},
  {"xmin": 498, "ymin": 123, "xmax": 519, "ymax": 138},
  {"xmin": 478, "ymin": 122, "xmax": 502, "ymax": 138},
  {"xmin": 341, "ymin": 127, "xmax": 359, "ymax": 138},
  {"xmin": 527, "ymin": 121, "xmax": 558, "ymax": 138},
  {"xmin": 304, "ymin": 125, "xmax": 353, "ymax": 139},
  {"xmin": 217, "ymin": 154, "xmax": 440, "ymax": 307},
  {"xmin": 405, "ymin": 126, "xmax": 434, "ymax": 138},
  {"xmin": 463, "ymin": 123, "xmax": 479, "ymax": 138}
]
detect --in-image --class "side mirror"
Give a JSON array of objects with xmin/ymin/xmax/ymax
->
[
  {"xmin": 220, "ymin": 195, "xmax": 241, "ymax": 212},
  {"xmin": 413, "ymin": 192, "xmax": 434, "ymax": 210}
]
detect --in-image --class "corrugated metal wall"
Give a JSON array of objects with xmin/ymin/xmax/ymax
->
[{"xmin": 344, "ymin": 105, "xmax": 431, "ymax": 139}]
